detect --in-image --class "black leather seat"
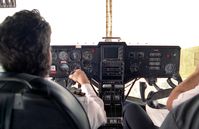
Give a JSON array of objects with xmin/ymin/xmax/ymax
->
[
  {"xmin": 160, "ymin": 93, "xmax": 199, "ymax": 129},
  {"xmin": 0, "ymin": 73, "xmax": 91, "ymax": 129}
]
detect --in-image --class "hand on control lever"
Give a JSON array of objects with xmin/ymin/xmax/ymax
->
[
  {"xmin": 69, "ymin": 69, "xmax": 90, "ymax": 85},
  {"xmin": 68, "ymin": 69, "xmax": 90, "ymax": 96}
]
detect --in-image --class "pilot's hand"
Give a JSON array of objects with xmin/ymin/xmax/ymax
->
[{"xmin": 69, "ymin": 69, "xmax": 90, "ymax": 85}]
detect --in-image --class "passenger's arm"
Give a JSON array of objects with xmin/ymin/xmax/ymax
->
[{"xmin": 167, "ymin": 65, "xmax": 199, "ymax": 110}]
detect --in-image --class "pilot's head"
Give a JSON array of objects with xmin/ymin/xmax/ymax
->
[{"xmin": 0, "ymin": 9, "xmax": 51, "ymax": 77}]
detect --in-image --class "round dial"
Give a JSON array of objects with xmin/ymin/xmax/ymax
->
[
  {"xmin": 70, "ymin": 50, "xmax": 81, "ymax": 61},
  {"xmin": 59, "ymin": 63, "xmax": 70, "ymax": 72},
  {"xmin": 82, "ymin": 50, "xmax": 93, "ymax": 61},
  {"xmin": 58, "ymin": 51, "xmax": 69, "ymax": 61},
  {"xmin": 165, "ymin": 63, "xmax": 175, "ymax": 74}
]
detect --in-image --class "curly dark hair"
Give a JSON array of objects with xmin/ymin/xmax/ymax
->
[{"xmin": 0, "ymin": 9, "xmax": 51, "ymax": 77}]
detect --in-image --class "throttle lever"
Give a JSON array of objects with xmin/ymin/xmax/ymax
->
[
  {"xmin": 66, "ymin": 78, "xmax": 76, "ymax": 88},
  {"xmin": 67, "ymin": 70, "xmax": 85, "ymax": 96},
  {"xmin": 66, "ymin": 78, "xmax": 85, "ymax": 96}
]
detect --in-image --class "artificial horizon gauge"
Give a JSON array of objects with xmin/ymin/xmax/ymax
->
[
  {"xmin": 82, "ymin": 50, "xmax": 93, "ymax": 61},
  {"xmin": 58, "ymin": 51, "xmax": 69, "ymax": 61},
  {"xmin": 70, "ymin": 50, "xmax": 81, "ymax": 61}
]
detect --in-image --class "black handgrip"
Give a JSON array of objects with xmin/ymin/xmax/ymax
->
[{"xmin": 140, "ymin": 81, "xmax": 147, "ymax": 102}]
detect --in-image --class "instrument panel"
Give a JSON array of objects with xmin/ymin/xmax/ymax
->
[
  {"xmin": 124, "ymin": 45, "xmax": 181, "ymax": 83},
  {"xmin": 50, "ymin": 42, "xmax": 181, "ymax": 129},
  {"xmin": 50, "ymin": 42, "xmax": 181, "ymax": 84},
  {"xmin": 50, "ymin": 45, "xmax": 100, "ymax": 80}
]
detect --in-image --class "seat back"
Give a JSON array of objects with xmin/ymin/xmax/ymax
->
[
  {"xmin": 160, "ymin": 93, "xmax": 199, "ymax": 129},
  {"xmin": 0, "ymin": 73, "xmax": 91, "ymax": 129}
]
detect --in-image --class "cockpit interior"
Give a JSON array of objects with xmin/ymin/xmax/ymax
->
[{"xmin": 0, "ymin": 0, "xmax": 199, "ymax": 129}]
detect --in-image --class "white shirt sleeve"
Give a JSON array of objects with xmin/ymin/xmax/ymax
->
[
  {"xmin": 172, "ymin": 84, "xmax": 199, "ymax": 108},
  {"xmin": 76, "ymin": 83, "xmax": 107, "ymax": 129}
]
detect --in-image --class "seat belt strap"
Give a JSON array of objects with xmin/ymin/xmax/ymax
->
[{"xmin": 0, "ymin": 94, "xmax": 14, "ymax": 129}]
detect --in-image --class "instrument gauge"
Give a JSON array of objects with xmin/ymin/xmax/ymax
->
[
  {"xmin": 70, "ymin": 50, "xmax": 81, "ymax": 61},
  {"xmin": 165, "ymin": 63, "xmax": 175, "ymax": 74},
  {"xmin": 58, "ymin": 51, "xmax": 69, "ymax": 61},
  {"xmin": 82, "ymin": 50, "xmax": 93, "ymax": 61}
]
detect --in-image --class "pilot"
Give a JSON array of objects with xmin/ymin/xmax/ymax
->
[
  {"xmin": 120, "ymin": 64, "xmax": 199, "ymax": 129},
  {"xmin": 0, "ymin": 9, "xmax": 106, "ymax": 129}
]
